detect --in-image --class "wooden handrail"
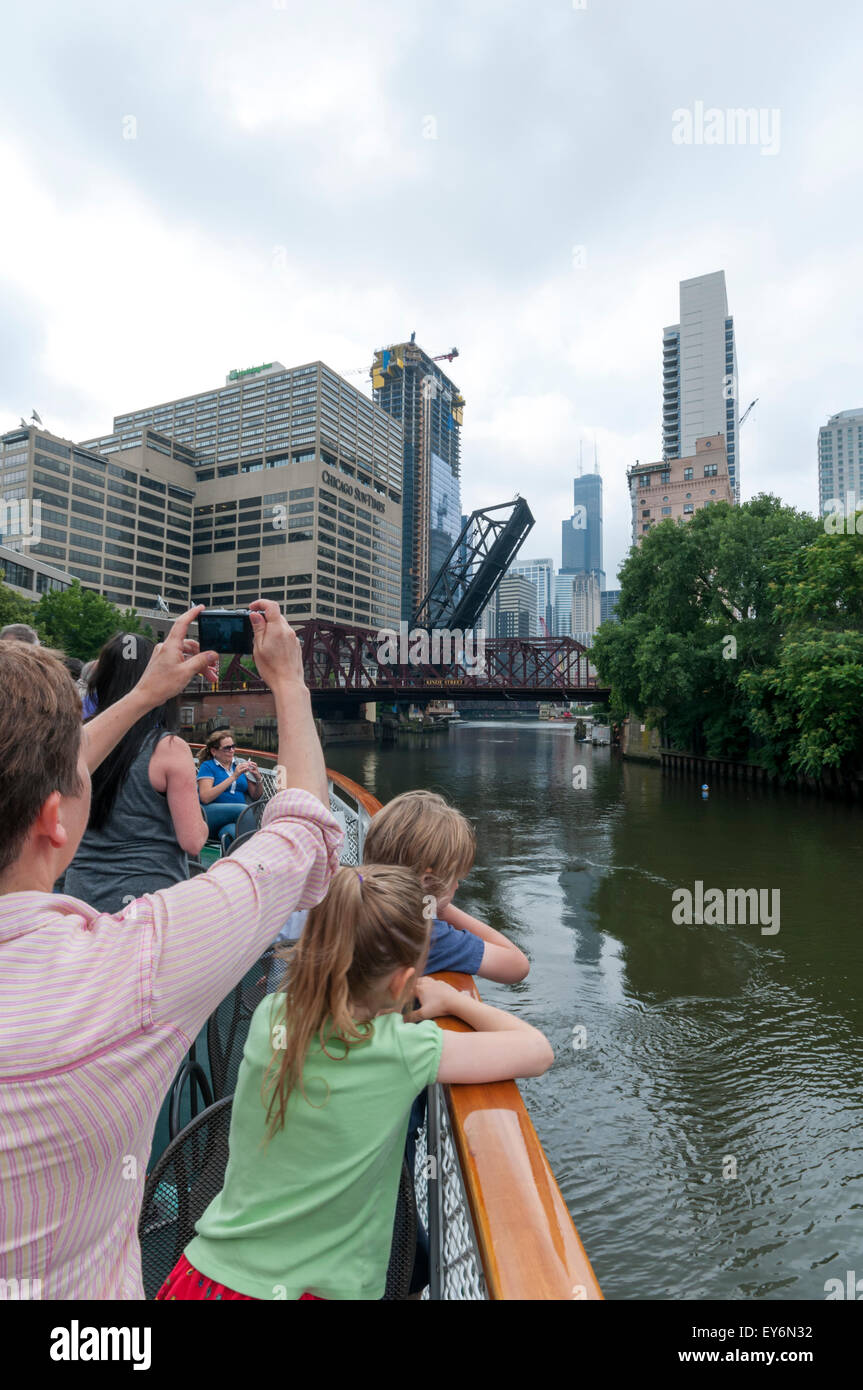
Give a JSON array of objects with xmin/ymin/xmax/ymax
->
[
  {"xmin": 187, "ymin": 739, "xmax": 601, "ymax": 1299},
  {"xmin": 434, "ymin": 972, "xmax": 602, "ymax": 1301}
]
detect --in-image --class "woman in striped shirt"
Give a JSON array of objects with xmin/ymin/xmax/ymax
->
[{"xmin": 0, "ymin": 602, "xmax": 342, "ymax": 1300}]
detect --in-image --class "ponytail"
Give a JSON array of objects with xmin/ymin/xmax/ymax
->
[{"xmin": 262, "ymin": 864, "xmax": 430, "ymax": 1136}]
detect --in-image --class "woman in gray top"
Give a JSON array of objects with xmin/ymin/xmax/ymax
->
[{"xmin": 64, "ymin": 633, "xmax": 207, "ymax": 913}]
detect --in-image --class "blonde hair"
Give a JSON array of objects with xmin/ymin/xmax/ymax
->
[
  {"xmin": 362, "ymin": 790, "xmax": 475, "ymax": 900},
  {"xmin": 262, "ymin": 864, "xmax": 429, "ymax": 1137}
]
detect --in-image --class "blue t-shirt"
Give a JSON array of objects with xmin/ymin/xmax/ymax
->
[
  {"xmin": 267, "ymin": 915, "xmax": 484, "ymax": 973},
  {"xmin": 426, "ymin": 917, "xmax": 485, "ymax": 976},
  {"xmin": 197, "ymin": 758, "xmax": 249, "ymax": 803}
]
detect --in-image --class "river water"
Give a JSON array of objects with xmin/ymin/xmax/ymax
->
[{"xmin": 330, "ymin": 720, "xmax": 863, "ymax": 1301}]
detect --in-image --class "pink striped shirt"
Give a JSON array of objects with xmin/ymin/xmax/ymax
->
[{"xmin": 0, "ymin": 789, "xmax": 342, "ymax": 1300}]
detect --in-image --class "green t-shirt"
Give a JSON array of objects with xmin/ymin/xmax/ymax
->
[{"xmin": 186, "ymin": 997, "xmax": 444, "ymax": 1300}]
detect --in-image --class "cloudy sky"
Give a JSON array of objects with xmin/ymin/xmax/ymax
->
[{"xmin": 1, "ymin": 0, "xmax": 861, "ymax": 583}]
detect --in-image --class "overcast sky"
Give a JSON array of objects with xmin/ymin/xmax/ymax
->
[{"xmin": 2, "ymin": 0, "xmax": 861, "ymax": 583}]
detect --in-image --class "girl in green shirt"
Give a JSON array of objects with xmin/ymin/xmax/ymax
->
[{"xmin": 159, "ymin": 863, "xmax": 554, "ymax": 1302}]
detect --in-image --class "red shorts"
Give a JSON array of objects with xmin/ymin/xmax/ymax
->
[{"xmin": 156, "ymin": 1253, "xmax": 323, "ymax": 1301}]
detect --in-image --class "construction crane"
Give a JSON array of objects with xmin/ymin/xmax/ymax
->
[
  {"xmin": 738, "ymin": 398, "xmax": 758, "ymax": 427},
  {"xmin": 341, "ymin": 345, "xmax": 459, "ymax": 378},
  {"xmin": 408, "ymin": 332, "xmax": 459, "ymax": 364}
]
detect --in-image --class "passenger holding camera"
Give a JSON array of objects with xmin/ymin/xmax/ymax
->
[{"xmin": 197, "ymin": 729, "xmax": 263, "ymax": 846}]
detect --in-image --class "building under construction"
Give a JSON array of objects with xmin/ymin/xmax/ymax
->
[{"xmin": 372, "ymin": 336, "xmax": 465, "ymax": 621}]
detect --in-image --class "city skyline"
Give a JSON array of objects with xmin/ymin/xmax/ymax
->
[{"xmin": 2, "ymin": 1, "xmax": 862, "ymax": 588}]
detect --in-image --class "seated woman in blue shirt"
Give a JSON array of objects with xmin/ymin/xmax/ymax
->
[{"xmin": 197, "ymin": 728, "xmax": 263, "ymax": 846}]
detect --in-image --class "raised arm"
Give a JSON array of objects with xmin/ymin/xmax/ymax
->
[
  {"xmin": 248, "ymin": 600, "xmax": 329, "ymax": 808},
  {"xmin": 82, "ymin": 607, "xmax": 218, "ymax": 773},
  {"xmin": 412, "ymin": 977, "xmax": 553, "ymax": 1084},
  {"xmin": 146, "ymin": 602, "xmax": 342, "ymax": 1039}
]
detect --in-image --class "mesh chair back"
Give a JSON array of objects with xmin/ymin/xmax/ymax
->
[
  {"xmin": 382, "ymin": 1157, "xmax": 419, "ymax": 1299},
  {"xmin": 234, "ymin": 804, "xmax": 258, "ymax": 839},
  {"xmin": 223, "ymin": 829, "xmax": 257, "ymax": 858},
  {"xmin": 207, "ymin": 946, "xmax": 277, "ymax": 1100},
  {"xmin": 138, "ymin": 1096, "xmax": 233, "ymax": 1300}
]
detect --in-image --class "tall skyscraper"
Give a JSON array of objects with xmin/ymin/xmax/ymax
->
[
  {"xmin": 818, "ymin": 408, "xmax": 863, "ymax": 519},
  {"xmin": 491, "ymin": 573, "xmax": 538, "ymax": 639},
  {"xmin": 552, "ymin": 572, "xmax": 575, "ymax": 637},
  {"xmin": 663, "ymin": 271, "xmax": 739, "ymax": 502},
  {"xmin": 509, "ymin": 555, "xmax": 554, "ymax": 634},
  {"xmin": 372, "ymin": 338, "xmax": 464, "ymax": 621},
  {"xmin": 561, "ymin": 472, "xmax": 603, "ymax": 581},
  {"xmin": 571, "ymin": 572, "xmax": 601, "ymax": 648},
  {"xmin": 600, "ymin": 589, "xmax": 620, "ymax": 624}
]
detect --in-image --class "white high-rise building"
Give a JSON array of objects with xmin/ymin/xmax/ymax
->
[
  {"xmin": 663, "ymin": 271, "xmax": 739, "ymax": 502},
  {"xmin": 552, "ymin": 572, "xmax": 575, "ymax": 637},
  {"xmin": 571, "ymin": 572, "xmax": 601, "ymax": 648},
  {"xmin": 509, "ymin": 556, "xmax": 554, "ymax": 635},
  {"xmin": 818, "ymin": 409, "xmax": 863, "ymax": 520}
]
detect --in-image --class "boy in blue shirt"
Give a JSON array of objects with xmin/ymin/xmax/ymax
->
[{"xmin": 361, "ymin": 789, "xmax": 529, "ymax": 983}]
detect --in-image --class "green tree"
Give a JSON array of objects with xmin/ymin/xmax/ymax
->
[
  {"xmin": 0, "ymin": 572, "xmax": 39, "ymax": 630},
  {"xmin": 33, "ymin": 581, "xmax": 144, "ymax": 660},
  {"xmin": 592, "ymin": 495, "xmax": 823, "ymax": 764},
  {"xmin": 741, "ymin": 521, "xmax": 863, "ymax": 777}
]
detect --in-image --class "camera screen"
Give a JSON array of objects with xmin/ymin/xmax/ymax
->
[{"xmin": 199, "ymin": 612, "xmax": 253, "ymax": 654}]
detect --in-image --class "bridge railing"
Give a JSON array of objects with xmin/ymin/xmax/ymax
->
[
  {"xmin": 188, "ymin": 622, "xmax": 600, "ymax": 695},
  {"xmin": 188, "ymin": 740, "xmax": 603, "ymax": 1300}
]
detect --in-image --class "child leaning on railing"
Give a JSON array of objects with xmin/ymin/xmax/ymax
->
[{"xmin": 156, "ymin": 864, "xmax": 552, "ymax": 1302}]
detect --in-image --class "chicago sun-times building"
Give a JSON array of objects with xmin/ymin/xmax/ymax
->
[{"xmin": 1, "ymin": 362, "xmax": 405, "ymax": 632}]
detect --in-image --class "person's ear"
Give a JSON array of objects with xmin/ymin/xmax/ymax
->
[
  {"xmin": 35, "ymin": 791, "xmax": 68, "ymax": 850},
  {"xmin": 388, "ymin": 965, "xmax": 416, "ymax": 1001}
]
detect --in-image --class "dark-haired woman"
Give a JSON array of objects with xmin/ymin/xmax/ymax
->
[{"xmin": 64, "ymin": 633, "xmax": 208, "ymax": 913}]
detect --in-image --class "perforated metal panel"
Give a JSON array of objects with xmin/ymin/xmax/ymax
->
[{"xmin": 414, "ymin": 1087, "xmax": 487, "ymax": 1300}]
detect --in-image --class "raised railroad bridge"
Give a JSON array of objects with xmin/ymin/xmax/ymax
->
[{"xmin": 186, "ymin": 620, "xmax": 610, "ymax": 708}]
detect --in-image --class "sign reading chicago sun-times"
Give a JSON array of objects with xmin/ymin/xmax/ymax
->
[{"xmin": 321, "ymin": 467, "xmax": 386, "ymax": 513}]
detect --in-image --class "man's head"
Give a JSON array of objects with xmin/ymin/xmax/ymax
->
[
  {"xmin": 0, "ymin": 623, "xmax": 39, "ymax": 645},
  {"xmin": 0, "ymin": 642, "xmax": 88, "ymax": 884}
]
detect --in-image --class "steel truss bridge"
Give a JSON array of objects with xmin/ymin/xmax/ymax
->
[{"xmin": 207, "ymin": 619, "xmax": 608, "ymax": 705}]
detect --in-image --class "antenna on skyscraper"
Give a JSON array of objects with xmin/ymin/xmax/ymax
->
[
  {"xmin": 577, "ymin": 440, "xmax": 583, "ymax": 477},
  {"xmin": 594, "ymin": 437, "xmax": 598, "ymax": 472}
]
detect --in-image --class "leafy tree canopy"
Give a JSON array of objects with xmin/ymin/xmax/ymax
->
[
  {"xmin": 33, "ymin": 581, "xmax": 145, "ymax": 661},
  {"xmin": 592, "ymin": 495, "xmax": 862, "ymax": 780}
]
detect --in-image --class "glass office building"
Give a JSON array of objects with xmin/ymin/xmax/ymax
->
[{"xmin": 372, "ymin": 340, "xmax": 464, "ymax": 621}]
